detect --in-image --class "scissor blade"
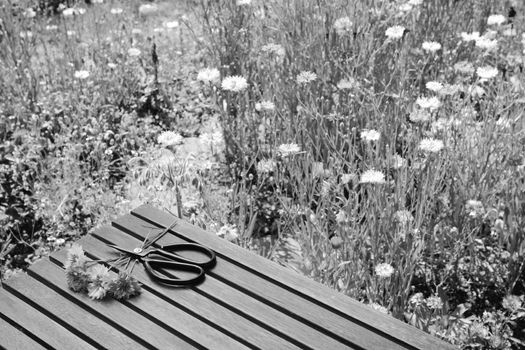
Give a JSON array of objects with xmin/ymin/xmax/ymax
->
[{"xmin": 107, "ymin": 243, "xmax": 133, "ymax": 255}]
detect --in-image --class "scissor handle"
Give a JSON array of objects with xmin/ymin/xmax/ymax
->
[
  {"xmin": 143, "ymin": 259, "xmax": 206, "ymax": 286},
  {"xmin": 154, "ymin": 243, "xmax": 216, "ymax": 270}
]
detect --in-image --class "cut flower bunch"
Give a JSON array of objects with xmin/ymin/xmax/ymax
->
[{"xmin": 65, "ymin": 244, "xmax": 141, "ymax": 300}]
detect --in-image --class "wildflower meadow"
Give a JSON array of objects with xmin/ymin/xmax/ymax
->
[{"xmin": 1, "ymin": 0, "xmax": 525, "ymax": 348}]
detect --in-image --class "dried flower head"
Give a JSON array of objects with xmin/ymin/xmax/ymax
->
[
  {"xmin": 426, "ymin": 295, "xmax": 444, "ymax": 309},
  {"xmin": 66, "ymin": 264, "xmax": 90, "ymax": 292},
  {"xmin": 409, "ymin": 109, "xmax": 431, "ymax": 123},
  {"xmin": 256, "ymin": 159, "xmax": 276, "ymax": 173},
  {"xmin": 502, "ymin": 295, "xmax": 522, "ymax": 312}
]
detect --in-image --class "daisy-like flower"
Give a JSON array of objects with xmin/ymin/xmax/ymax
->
[
  {"xmin": 475, "ymin": 37, "xmax": 498, "ymax": 50},
  {"xmin": 460, "ymin": 31, "xmax": 480, "ymax": 42},
  {"xmin": 419, "ymin": 138, "xmax": 444, "ymax": 153},
  {"xmin": 385, "ymin": 25, "xmax": 405, "ymax": 40},
  {"xmin": 221, "ymin": 76, "xmax": 248, "ymax": 92},
  {"xmin": 416, "ymin": 96, "xmax": 441, "ymax": 110},
  {"xmin": 333, "ymin": 16, "xmax": 353, "ymax": 35},
  {"xmin": 66, "ymin": 264, "xmax": 90, "ymax": 292},
  {"xmin": 138, "ymin": 4, "xmax": 158, "ymax": 16},
  {"xmin": 164, "ymin": 21, "xmax": 179, "ymax": 29},
  {"xmin": 157, "ymin": 131, "xmax": 183, "ymax": 146},
  {"xmin": 255, "ymin": 100, "xmax": 275, "ymax": 111},
  {"xmin": 110, "ymin": 8, "xmax": 123, "ymax": 15},
  {"xmin": 107, "ymin": 273, "xmax": 142, "ymax": 300},
  {"xmin": 375, "ymin": 263, "xmax": 394, "ymax": 278},
  {"xmin": 409, "ymin": 292, "xmax": 425, "ymax": 306},
  {"xmin": 454, "ymin": 60, "xmax": 474, "ymax": 74},
  {"xmin": 502, "ymin": 295, "xmax": 522, "ymax": 312},
  {"xmin": 74, "ymin": 70, "xmax": 90, "ymax": 80},
  {"xmin": 23, "ymin": 8, "xmax": 36, "ymax": 18},
  {"xmin": 476, "ymin": 66, "xmax": 498, "ymax": 79},
  {"xmin": 399, "ymin": 4, "xmax": 413, "ymax": 12},
  {"xmin": 217, "ymin": 224, "xmax": 239, "ymax": 241},
  {"xmin": 127, "ymin": 48, "xmax": 141, "ymax": 57},
  {"xmin": 487, "ymin": 14, "xmax": 506, "ymax": 26},
  {"xmin": 360, "ymin": 169, "xmax": 385, "ymax": 184},
  {"xmin": 395, "ymin": 209, "xmax": 413, "ymax": 226},
  {"xmin": 337, "ymin": 78, "xmax": 359, "ymax": 90},
  {"xmin": 390, "ymin": 154, "xmax": 407, "ymax": 169},
  {"xmin": 340, "ymin": 173, "xmax": 357, "ymax": 185},
  {"xmin": 197, "ymin": 68, "xmax": 220, "ymax": 83},
  {"xmin": 297, "ymin": 71, "xmax": 317, "ymax": 84},
  {"xmin": 426, "ymin": 295, "xmax": 444, "ymax": 309},
  {"xmin": 261, "ymin": 43, "xmax": 285, "ymax": 58},
  {"xmin": 370, "ymin": 303, "xmax": 389, "ymax": 314},
  {"xmin": 425, "ymin": 81, "xmax": 443, "ymax": 92},
  {"xmin": 439, "ymin": 83, "xmax": 461, "ymax": 96},
  {"xmin": 87, "ymin": 265, "xmax": 110, "ymax": 300},
  {"xmin": 422, "ymin": 41, "xmax": 441, "ymax": 53},
  {"xmin": 360, "ymin": 129, "xmax": 381, "ymax": 142},
  {"xmin": 278, "ymin": 143, "xmax": 301, "ymax": 156},
  {"xmin": 256, "ymin": 159, "xmax": 276, "ymax": 173}
]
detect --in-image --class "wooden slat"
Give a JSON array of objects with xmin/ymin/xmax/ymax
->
[
  {"xmin": 50, "ymin": 246, "xmax": 250, "ymax": 350},
  {"xmin": 91, "ymin": 225, "xmax": 355, "ymax": 350},
  {"xmin": 3, "ymin": 269, "xmax": 163, "ymax": 349},
  {"xmin": 109, "ymin": 215, "xmax": 406, "ymax": 349},
  {"xmin": 131, "ymin": 204, "xmax": 455, "ymax": 350},
  {"xmin": 57, "ymin": 234, "xmax": 301, "ymax": 350},
  {"xmin": 0, "ymin": 315, "xmax": 48, "ymax": 350},
  {"xmin": 0, "ymin": 286, "xmax": 96, "ymax": 350},
  {"xmin": 25, "ymin": 260, "xmax": 199, "ymax": 350}
]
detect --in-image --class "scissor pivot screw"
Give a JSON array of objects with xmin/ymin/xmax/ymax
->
[{"xmin": 133, "ymin": 248, "xmax": 143, "ymax": 254}]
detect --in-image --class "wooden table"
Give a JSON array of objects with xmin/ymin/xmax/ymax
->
[{"xmin": 0, "ymin": 204, "xmax": 455, "ymax": 349}]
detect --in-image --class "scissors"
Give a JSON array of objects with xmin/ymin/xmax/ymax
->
[{"xmin": 108, "ymin": 243, "xmax": 216, "ymax": 286}]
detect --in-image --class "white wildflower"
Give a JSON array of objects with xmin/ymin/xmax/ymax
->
[
  {"xmin": 360, "ymin": 170, "xmax": 385, "ymax": 184},
  {"xmin": 110, "ymin": 8, "xmax": 123, "ymax": 15},
  {"xmin": 157, "ymin": 131, "xmax": 183, "ymax": 146},
  {"xmin": 297, "ymin": 71, "xmax": 317, "ymax": 84},
  {"xmin": 333, "ymin": 17, "xmax": 353, "ymax": 35},
  {"xmin": 460, "ymin": 32, "xmax": 480, "ymax": 42},
  {"xmin": 475, "ymin": 37, "xmax": 498, "ymax": 50},
  {"xmin": 138, "ymin": 4, "xmax": 157, "ymax": 16},
  {"xmin": 256, "ymin": 159, "xmax": 276, "ymax": 173},
  {"xmin": 409, "ymin": 109, "xmax": 431, "ymax": 123},
  {"xmin": 419, "ymin": 138, "xmax": 444, "ymax": 153},
  {"xmin": 337, "ymin": 78, "xmax": 358, "ymax": 90},
  {"xmin": 197, "ymin": 68, "xmax": 220, "ymax": 83},
  {"xmin": 385, "ymin": 25, "xmax": 405, "ymax": 40},
  {"xmin": 221, "ymin": 76, "xmax": 248, "ymax": 92},
  {"xmin": 237, "ymin": 0, "xmax": 252, "ymax": 5},
  {"xmin": 487, "ymin": 14, "xmax": 506, "ymax": 26},
  {"xmin": 255, "ymin": 100, "xmax": 275, "ymax": 111},
  {"xmin": 476, "ymin": 66, "xmax": 498, "ymax": 79},
  {"xmin": 74, "ymin": 70, "xmax": 90, "ymax": 80},
  {"xmin": 422, "ymin": 41, "xmax": 441, "ymax": 53},
  {"xmin": 278, "ymin": 143, "xmax": 301, "ymax": 157},
  {"xmin": 416, "ymin": 96, "xmax": 441, "ymax": 110},
  {"xmin": 360, "ymin": 129, "xmax": 381, "ymax": 142},
  {"xmin": 425, "ymin": 81, "xmax": 443, "ymax": 92},
  {"xmin": 375, "ymin": 263, "xmax": 394, "ymax": 278},
  {"xmin": 127, "ymin": 48, "xmax": 141, "ymax": 57}
]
